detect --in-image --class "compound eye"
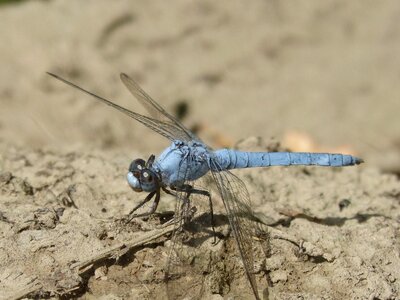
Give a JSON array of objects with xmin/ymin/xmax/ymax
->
[
  {"xmin": 129, "ymin": 159, "xmax": 146, "ymax": 173},
  {"xmin": 140, "ymin": 170, "xmax": 154, "ymax": 183}
]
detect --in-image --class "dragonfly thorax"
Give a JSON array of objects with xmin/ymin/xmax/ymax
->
[{"xmin": 153, "ymin": 140, "xmax": 211, "ymax": 187}]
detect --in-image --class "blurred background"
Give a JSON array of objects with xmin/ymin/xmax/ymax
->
[{"xmin": 0, "ymin": 0, "xmax": 399, "ymax": 174}]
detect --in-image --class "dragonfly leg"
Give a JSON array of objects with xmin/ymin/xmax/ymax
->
[
  {"xmin": 125, "ymin": 189, "xmax": 160, "ymax": 223},
  {"xmin": 170, "ymin": 184, "xmax": 216, "ymax": 242},
  {"xmin": 189, "ymin": 188, "xmax": 216, "ymax": 243},
  {"xmin": 163, "ymin": 187, "xmax": 193, "ymax": 224},
  {"xmin": 162, "ymin": 186, "xmax": 178, "ymax": 197},
  {"xmin": 145, "ymin": 154, "xmax": 155, "ymax": 168}
]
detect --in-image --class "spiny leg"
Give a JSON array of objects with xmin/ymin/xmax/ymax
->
[
  {"xmin": 161, "ymin": 187, "xmax": 191, "ymax": 226},
  {"xmin": 169, "ymin": 184, "xmax": 216, "ymax": 242},
  {"xmin": 146, "ymin": 154, "xmax": 155, "ymax": 168},
  {"xmin": 158, "ymin": 187, "xmax": 186, "ymax": 227},
  {"xmin": 125, "ymin": 189, "xmax": 160, "ymax": 223}
]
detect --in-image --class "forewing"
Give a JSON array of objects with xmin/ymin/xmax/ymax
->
[
  {"xmin": 208, "ymin": 160, "xmax": 260, "ymax": 300},
  {"xmin": 120, "ymin": 73, "xmax": 200, "ymax": 142},
  {"xmin": 47, "ymin": 72, "xmax": 191, "ymax": 142}
]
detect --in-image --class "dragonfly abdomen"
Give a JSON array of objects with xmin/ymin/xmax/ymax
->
[{"xmin": 213, "ymin": 149, "xmax": 363, "ymax": 170}]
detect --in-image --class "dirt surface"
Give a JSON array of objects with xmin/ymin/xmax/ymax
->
[{"xmin": 0, "ymin": 1, "xmax": 399, "ymax": 299}]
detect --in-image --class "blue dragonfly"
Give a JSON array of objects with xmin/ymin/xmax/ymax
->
[{"xmin": 47, "ymin": 72, "xmax": 363, "ymax": 299}]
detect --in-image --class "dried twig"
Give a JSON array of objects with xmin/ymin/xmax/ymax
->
[{"xmin": 72, "ymin": 224, "xmax": 175, "ymax": 273}]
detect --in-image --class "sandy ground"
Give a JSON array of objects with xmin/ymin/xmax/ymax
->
[{"xmin": 0, "ymin": 0, "xmax": 399, "ymax": 299}]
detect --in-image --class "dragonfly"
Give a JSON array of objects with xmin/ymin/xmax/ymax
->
[{"xmin": 47, "ymin": 72, "xmax": 363, "ymax": 299}]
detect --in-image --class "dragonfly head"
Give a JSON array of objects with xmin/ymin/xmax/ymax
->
[{"xmin": 127, "ymin": 158, "xmax": 159, "ymax": 192}]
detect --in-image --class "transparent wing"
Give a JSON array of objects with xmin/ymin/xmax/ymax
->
[
  {"xmin": 163, "ymin": 165, "xmax": 210, "ymax": 299},
  {"xmin": 208, "ymin": 160, "xmax": 261, "ymax": 300},
  {"xmin": 47, "ymin": 72, "xmax": 196, "ymax": 142},
  {"xmin": 162, "ymin": 156, "xmax": 261, "ymax": 299},
  {"xmin": 120, "ymin": 73, "xmax": 201, "ymax": 142}
]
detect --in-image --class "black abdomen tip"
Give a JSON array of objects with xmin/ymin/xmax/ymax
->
[{"xmin": 354, "ymin": 157, "xmax": 364, "ymax": 165}]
